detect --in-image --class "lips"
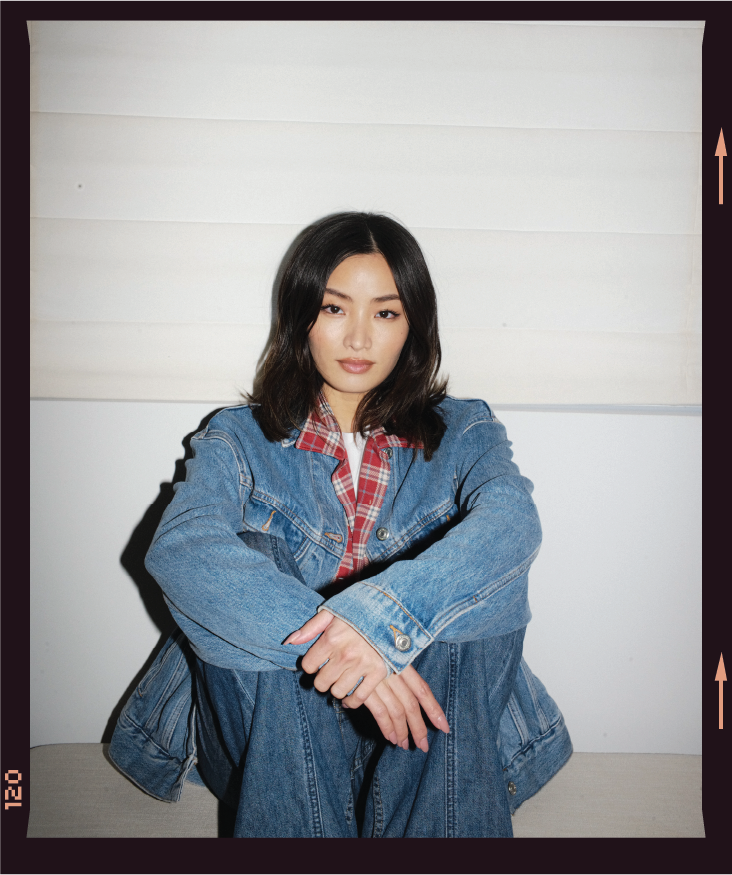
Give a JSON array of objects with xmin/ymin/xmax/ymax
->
[{"xmin": 338, "ymin": 359, "xmax": 374, "ymax": 374}]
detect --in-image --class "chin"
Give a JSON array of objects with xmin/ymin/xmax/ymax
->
[
  {"xmin": 337, "ymin": 379, "xmax": 377, "ymax": 394},
  {"xmin": 327, "ymin": 373, "xmax": 380, "ymax": 393}
]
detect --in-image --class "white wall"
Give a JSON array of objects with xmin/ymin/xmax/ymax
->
[
  {"xmin": 31, "ymin": 20, "xmax": 702, "ymax": 405},
  {"xmin": 30, "ymin": 399, "xmax": 701, "ymax": 754}
]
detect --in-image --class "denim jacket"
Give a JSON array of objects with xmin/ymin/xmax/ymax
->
[{"xmin": 109, "ymin": 397, "xmax": 572, "ymax": 813}]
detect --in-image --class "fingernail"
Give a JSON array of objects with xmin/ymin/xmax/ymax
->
[
  {"xmin": 436, "ymin": 715, "xmax": 450, "ymax": 733},
  {"xmin": 283, "ymin": 633, "xmax": 299, "ymax": 645},
  {"xmin": 389, "ymin": 732, "xmax": 398, "ymax": 745},
  {"xmin": 401, "ymin": 739, "xmax": 409, "ymax": 750},
  {"xmin": 418, "ymin": 738, "xmax": 429, "ymax": 753},
  {"xmin": 342, "ymin": 702, "xmax": 350, "ymax": 709}
]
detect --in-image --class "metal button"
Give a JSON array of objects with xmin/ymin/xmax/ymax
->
[
  {"xmin": 507, "ymin": 781, "xmax": 517, "ymax": 796},
  {"xmin": 376, "ymin": 527, "xmax": 389, "ymax": 541},
  {"xmin": 395, "ymin": 633, "xmax": 411, "ymax": 651},
  {"xmin": 383, "ymin": 447, "xmax": 393, "ymax": 459}
]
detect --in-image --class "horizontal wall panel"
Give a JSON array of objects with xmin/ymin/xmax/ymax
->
[
  {"xmin": 32, "ymin": 218, "xmax": 698, "ymax": 336},
  {"xmin": 31, "ymin": 321, "xmax": 701, "ymax": 406},
  {"xmin": 443, "ymin": 328, "xmax": 701, "ymax": 406},
  {"xmin": 31, "ymin": 321, "xmax": 269, "ymax": 403},
  {"xmin": 419, "ymin": 228, "xmax": 698, "ymax": 334},
  {"xmin": 30, "ymin": 21, "xmax": 701, "ymax": 132},
  {"xmin": 31, "ymin": 219, "xmax": 287, "ymax": 327},
  {"xmin": 31, "ymin": 114, "xmax": 700, "ymax": 235}
]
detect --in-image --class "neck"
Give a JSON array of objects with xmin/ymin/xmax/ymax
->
[{"xmin": 321, "ymin": 384, "xmax": 364, "ymax": 433}]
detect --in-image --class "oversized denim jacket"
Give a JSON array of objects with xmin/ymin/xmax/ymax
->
[{"xmin": 109, "ymin": 396, "xmax": 572, "ymax": 814}]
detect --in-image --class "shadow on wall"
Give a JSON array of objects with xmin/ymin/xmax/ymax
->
[{"xmin": 101, "ymin": 406, "xmax": 224, "ymax": 746}]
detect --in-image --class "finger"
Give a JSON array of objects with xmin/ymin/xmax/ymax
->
[
  {"xmin": 389, "ymin": 674, "xmax": 430, "ymax": 752},
  {"xmin": 339, "ymin": 664, "xmax": 386, "ymax": 707},
  {"xmin": 311, "ymin": 649, "xmax": 374, "ymax": 694},
  {"xmin": 283, "ymin": 610, "xmax": 334, "ymax": 645},
  {"xmin": 299, "ymin": 618, "xmax": 360, "ymax": 674},
  {"xmin": 299, "ymin": 625, "xmax": 339, "ymax": 674},
  {"xmin": 330, "ymin": 671, "xmax": 365, "ymax": 700},
  {"xmin": 370, "ymin": 680, "xmax": 409, "ymax": 748},
  {"xmin": 361, "ymin": 690, "xmax": 398, "ymax": 745},
  {"xmin": 311, "ymin": 657, "xmax": 344, "ymax": 692},
  {"xmin": 300, "ymin": 641, "xmax": 329, "ymax": 675},
  {"xmin": 400, "ymin": 665, "xmax": 450, "ymax": 734}
]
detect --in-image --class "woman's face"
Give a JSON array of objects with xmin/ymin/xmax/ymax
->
[{"xmin": 308, "ymin": 253, "xmax": 410, "ymax": 419}]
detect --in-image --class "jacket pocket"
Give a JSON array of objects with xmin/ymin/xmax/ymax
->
[{"xmin": 241, "ymin": 495, "xmax": 308, "ymax": 561}]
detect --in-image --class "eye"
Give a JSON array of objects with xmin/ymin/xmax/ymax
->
[
  {"xmin": 377, "ymin": 309, "xmax": 399, "ymax": 319},
  {"xmin": 321, "ymin": 304, "xmax": 343, "ymax": 315}
]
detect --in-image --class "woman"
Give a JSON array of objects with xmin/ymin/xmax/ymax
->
[{"xmin": 110, "ymin": 212, "xmax": 572, "ymax": 837}]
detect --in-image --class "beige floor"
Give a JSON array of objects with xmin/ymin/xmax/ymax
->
[
  {"xmin": 27, "ymin": 744, "xmax": 704, "ymax": 838},
  {"xmin": 511, "ymin": 751, "xmax": 703, "ymax": 838}
]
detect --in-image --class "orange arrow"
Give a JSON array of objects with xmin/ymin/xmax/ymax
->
[
  {"xmin": 716, "ymin": 129, "xmax": 726, "ymax": 205},
  {"xmin": 716, "ymin": 654, "xmax": 726, "ymax": 728}
]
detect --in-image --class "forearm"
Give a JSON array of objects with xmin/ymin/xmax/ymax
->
[
  {"xmin": 320, "ymin": 514, "xmax": 538, "ymax": 670},
  {"xmin": 320, "ymin": 424, "xmax": 541, "ymax": 671},
  {"xmin": 147, "ymin": 524, "xmax": 324, "ymax": 669},
  {"xmin": 145, "ymin": 433, "xmax": 325, "ymax": 670}
]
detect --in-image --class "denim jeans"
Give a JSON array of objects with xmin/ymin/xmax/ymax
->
[{"xmin": 193, "ymin": 530, "xmax": 525, "ymax": 838}]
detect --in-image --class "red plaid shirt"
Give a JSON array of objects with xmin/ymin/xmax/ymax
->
[{"xmin": 295, "ymin": 392, "xmax": 418, "ymax": 580}]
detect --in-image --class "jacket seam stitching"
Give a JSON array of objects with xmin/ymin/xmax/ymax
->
[
  {"xmin": 119, "ymin": 711, "xmax": 188, "ymax": 764},
  {"xmin": 522, "ymin": 660, "xmax": 551, "ymax": 734},
  {"xmin": 107, "ymin": 756, "xmax": 177, "ymax": 803},
  {"xmin": 344, "ymin": 584, "xmax": 433, "ymax": 641},
  {"xmin": 139, "ymin": 651, "xmax": 187, "ymax": 725},
  {"xmin": 194, "ymin": 430, "xmax": 251, "ymax": 497},
  {"xmin": 462, "ymin": 418, "xmax": 495, "ymax": 436},
  {"xmin": 507, "ymin": 695, "xmax": 530, "ymax": 747},
  {"xmin": 502, "ymin": 715, "xmax": 567, "ymax": 770},
  {"xmin": 137, "ymin": 637, "xmax": 181, "ymax": 696}
]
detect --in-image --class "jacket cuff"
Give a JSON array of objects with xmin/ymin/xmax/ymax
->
[{"xmin": 318, "ymin": 583, "xmax": 433, "ymax": 673}]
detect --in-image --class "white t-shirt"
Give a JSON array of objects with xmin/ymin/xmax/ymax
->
[{"xmin": 342, "ymin": 432, "xmax": 367, "ymax": 497}]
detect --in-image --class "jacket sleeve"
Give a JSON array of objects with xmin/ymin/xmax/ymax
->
[
  {"xmin": 317, "ymin": 410, "xmax": 542, "ymax": 673},
  {"xmin": 144, "ymin": 427, "xmax": 325, "ymax": 670}
]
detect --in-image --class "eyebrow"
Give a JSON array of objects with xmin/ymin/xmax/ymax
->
[{"xmin": 323, "ymin": 287, "xmax": 401, "ymax": 304}]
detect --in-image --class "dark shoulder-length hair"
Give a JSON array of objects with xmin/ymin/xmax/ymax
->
[{"xmin": 248, "ymin": 211, "xmax": 448, "ymax": 460}]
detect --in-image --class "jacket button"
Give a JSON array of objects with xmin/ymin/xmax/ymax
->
[
  {"xmin": 376, "ymin": 527, "xmax": 389, "ymax": 541},
  {"xmin": 383, "ymin": 447, "xmax": 393, "ymax": 459},
  {"xmin": 395, "ymin": 633, "xmax": 411, "ymax": 651},
  {"xmin": 507, "ymin": 781, "xmax": 517, "ymax": 796}
]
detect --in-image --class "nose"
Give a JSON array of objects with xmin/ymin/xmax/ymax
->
[{"xmin": 344, "ymin": 311, "xmax": 372, "ymax": 352}]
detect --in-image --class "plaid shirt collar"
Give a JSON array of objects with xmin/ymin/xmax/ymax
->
[
  {"xmin": 294, "ymin": 391, "xmax": 419, "ymax": 578},
  {"xmin": 294, "ymin": 391, "xmax": 415, "ymax": 458}
]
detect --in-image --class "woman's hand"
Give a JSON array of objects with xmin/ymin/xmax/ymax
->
[
  {"xmin": 352, "ymin": 666, "xmax": 450, "ymax": 752},
  {"xmin": 285, "ymin": 612, "xmax": 451, "ymax": 750},
  {"xmin": 285, "ymin": 610, "xmax": 388, "ymax": 706}
]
